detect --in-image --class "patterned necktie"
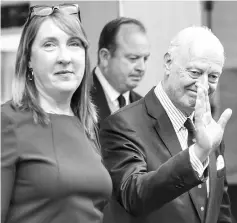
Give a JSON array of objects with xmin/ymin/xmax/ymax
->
[
  {"xmin": 117, "ymin": 94, "xmax": 126, "ymax": 108},
  {"xmin": 184, "ymin": 118, "xmax": 195, "ymax": 147},
  {"xmin": 184, "ymin": 118, "xmax": 207, "ymax": 219}
]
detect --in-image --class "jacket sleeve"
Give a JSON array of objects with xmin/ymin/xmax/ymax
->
[
  {"xmin": 99, "ymin": 113, "xmax": 203, "ymax": 216},
  {"xmin": 1, "ymin": 111, "xmax": 18, "ymax": 223},
  {"xmin": 217, "ymin": 177, "xmax": 233, "ymax": 223},
  {"xmin": 217, "ymin": 142, "xmax": 233, "ymax": 223}
]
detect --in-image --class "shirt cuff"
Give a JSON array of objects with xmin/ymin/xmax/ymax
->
[{"xmin": 189, "ymin": 144, "xmax": 209, "ymax": 178}]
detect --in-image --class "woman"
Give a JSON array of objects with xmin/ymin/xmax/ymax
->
[{"xmin": 1, "ymin": 4, "xmax": 112, "ymax": 223}]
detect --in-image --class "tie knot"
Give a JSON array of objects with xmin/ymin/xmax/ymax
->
[
  {"xmin": 117, "ymin": 94, "xmax": 126, "ymax": 108},
  {"xmin": 184, "ymin": 118, "xmax": 195, "ymax": 132}
]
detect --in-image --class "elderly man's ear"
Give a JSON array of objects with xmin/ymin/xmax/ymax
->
[
  {"xmin": 164, "ymin": 52, "xmax": 172, "ymax": 76},
  {"xmin": 98, "ymin": 48, "xmax": 111, "ymax": 67}
]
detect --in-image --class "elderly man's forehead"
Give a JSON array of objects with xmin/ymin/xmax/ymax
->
[
  {"xmin": 192, "ymin": 35, "xmax": 223, "ymax": 52},
  {"xmin": 176, "ymin": 32, "xmax": 224, "ymax": 63},
  {"xmin": 178, "ymin": 28, "xmax": 224, "ymax": 53},
  {"xmin": 191, "ymin": 41, "xmax": 223, "ymax": 58}
]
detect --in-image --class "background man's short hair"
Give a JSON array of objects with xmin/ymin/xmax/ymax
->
[{"xmin": 98, "ymin": 17, "xmax": 146, "ymax": 58}]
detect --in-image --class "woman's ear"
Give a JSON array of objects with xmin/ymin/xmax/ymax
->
[{"xmin": 98, "ymin": 48, "xmax": 111, "ymax": 67}]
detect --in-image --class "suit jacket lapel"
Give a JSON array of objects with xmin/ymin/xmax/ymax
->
[
  {"xmin": 91, "ymin": 69, "xmax": 111, "ymax": 123},
  {"xmin": 144, "ymin": 87, "xmax": 182, "ymax": 157},
  {"xmin": 129, "ymin": 90, "xmax": 142, "ymax": 103}
]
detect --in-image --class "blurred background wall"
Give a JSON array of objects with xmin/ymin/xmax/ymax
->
[{"xmin": 1, "ymin": 0, "xmax": 236, "ymax": 217}]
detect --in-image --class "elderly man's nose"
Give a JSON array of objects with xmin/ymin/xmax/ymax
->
[{"xmin": 198, "ymin": 74, "xmax": 209, "ymax": 90}]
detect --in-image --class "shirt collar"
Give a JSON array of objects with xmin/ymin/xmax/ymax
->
[
  {"xmin": 95, "ymin": 66, "xmax": 130, "ymax": 104},
  {"xmin": 154, "ymin": 82, "xmax": 194, "ymax": 133}
]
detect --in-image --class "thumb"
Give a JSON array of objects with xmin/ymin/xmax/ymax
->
[{"xmin": 218, "ymin": 108, "xmax": 232, "ymax": 130}]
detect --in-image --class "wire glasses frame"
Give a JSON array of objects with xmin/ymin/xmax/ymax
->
[{"xmin": 27, "ymin": 3, "xmax": 81, "ymax": 22}]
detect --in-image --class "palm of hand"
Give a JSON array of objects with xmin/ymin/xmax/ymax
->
[
  {"xmin": 194, "ymin": 84, "xmax": 232, "ymax": 155},
  {"xmin": 195, "ymin": 115, "xmax": 224, "ymax": 153}
]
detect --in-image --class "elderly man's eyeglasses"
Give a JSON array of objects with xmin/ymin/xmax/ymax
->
[{"xmin": 28, "ymin": 4, "xmax": 81, "ymax": 22}]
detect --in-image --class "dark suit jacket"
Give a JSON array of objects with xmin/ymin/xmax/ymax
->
[
  {"xmin": 99, "ymin": 87, "xmax": 232, "ymax": 223},
  {"xmin": 91, "ymin": 68, "xmax": 142, "ymax": 124}
]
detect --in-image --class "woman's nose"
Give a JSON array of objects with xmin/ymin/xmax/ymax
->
[{"xmin": 57, "ymin": 46, "xmax": 71, "ymax": 64}]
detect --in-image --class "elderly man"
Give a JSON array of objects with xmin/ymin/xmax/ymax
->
[{"xmin": 100, "ymin": 26, "xmax": 233, "ymax": 223}]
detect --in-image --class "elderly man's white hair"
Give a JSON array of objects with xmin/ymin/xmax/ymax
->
[{"xmin": 167, "ymin": 26, "xmax": 225, "ymax": 64}]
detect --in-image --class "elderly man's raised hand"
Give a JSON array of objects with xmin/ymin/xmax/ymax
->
[{"xmin": 193, "ymin": 83, "xmax": 232, "ymax": 162}]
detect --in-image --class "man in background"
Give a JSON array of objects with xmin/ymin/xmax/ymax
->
[{"xmin": 91, "ymin": 17, "xmax": 150, "ymax": 123}]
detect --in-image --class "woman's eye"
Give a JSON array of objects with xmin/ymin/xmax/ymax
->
[
  {"xmin": 69, "ymin": 41, "xmax": 83, "ymax": 47},
  {"xmin": 43, "ymin": 42, "xmax": 55, "ymax": 48}
]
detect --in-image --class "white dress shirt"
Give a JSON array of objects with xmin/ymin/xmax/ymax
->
[{"xmin": 95, "ymin": 67, "xmax": 130, "ymax": 113}]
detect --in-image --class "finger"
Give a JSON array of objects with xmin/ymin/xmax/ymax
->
[
  {"xmin": 203, "ymin": 84, "xmax": 210, "ymax": 113},
  {"xmin": 205, "ymin": 92, "xmax": 212, "ymax": 119},
  {"xmin": 218, "ymin": 108, "xmax": 232, "ymax": 130},
  {"xmin": 206, "ymin": 94, "xmax": 211, "ymax": 114},
  {"xmin": 195, "ymin": 86, "xmax": 205, "ymax": 125},
  {"xmin": 196, "ymin": 82, "xmax": 210, "ymax": 113}
]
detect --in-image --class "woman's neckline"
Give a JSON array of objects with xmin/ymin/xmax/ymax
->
[{"xmin": 46, "ymin": 111, "xmax": 75, "ymax": 117}]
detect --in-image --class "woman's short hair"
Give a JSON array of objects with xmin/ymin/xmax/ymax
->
[{"xmin": 12, "ymin": 10, "xmax": 99, "ymax": 151}]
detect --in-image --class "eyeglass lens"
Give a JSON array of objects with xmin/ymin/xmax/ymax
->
[{"xmin": 31, "ymin": 4, "xmax": 78, "ymax": 17}]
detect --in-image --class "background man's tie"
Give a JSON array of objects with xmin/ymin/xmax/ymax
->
[
  {"xmin": 117, "ymin": 94, "xmax": 126, "ymax": 108},
  {"xmin": 184, "ymin": 118, "xmax": 207, "ymax": 218}
]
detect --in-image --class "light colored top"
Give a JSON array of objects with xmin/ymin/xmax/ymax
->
[
  {"xmin": 95, "ymin": 67, "xmax": 130, "ymax": 113},
  {"xmin": 154, "ymin": 82, "xmax": 209, "ymax": 194}
]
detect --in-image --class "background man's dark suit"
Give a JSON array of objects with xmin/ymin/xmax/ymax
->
[
  {"xmin": 99, "ymin": 88, "xmax": 232, "ymax": 223},
  {"xmin": 91, "ymin": 69, "xmax": 142, "ymax": 123}
]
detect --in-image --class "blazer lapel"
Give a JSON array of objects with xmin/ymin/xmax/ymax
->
[
  {"xmin": 91, "ymin": 69, "xmax": 111, "ymax": 123},
  {"xmin": 129, "ymin": 90, "xmax": 142, "ymax": 103},
  {"xmin": 144, "ymin": 87, "xmax": 182, "ymax": 157}
]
